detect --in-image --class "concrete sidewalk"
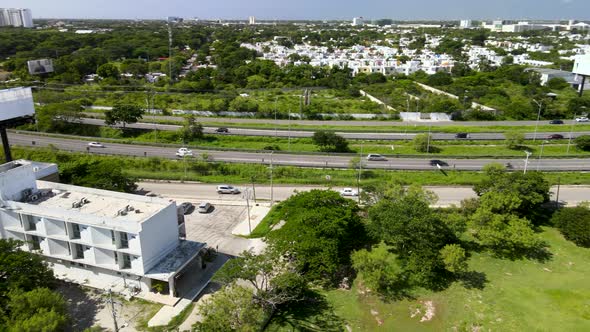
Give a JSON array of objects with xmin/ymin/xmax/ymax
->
[{"xmin": 232, "ymin": 205, "xmax": 271, "ymax": 236}]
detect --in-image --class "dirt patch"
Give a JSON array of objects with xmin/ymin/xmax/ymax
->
[{"xmin": 409, "ymin": 300, "xmax": 436, "ymax": 323}]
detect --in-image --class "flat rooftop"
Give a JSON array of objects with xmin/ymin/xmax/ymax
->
[{"xmin": 30, "ymin": 180, "xmax": 172, "ymax": 224}]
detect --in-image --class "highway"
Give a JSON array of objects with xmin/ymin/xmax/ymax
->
[
  {"xmin": 8, "ymin": 131, "xmax": 590, "ymax": 171},
  {"xmin": 137, "ymin": 181, "xmax": 590, "ymax": 207},
  {"xmin": 85, "ymin": 113, "xmax": 585, "ymax": 127},
  {"xmin": 79, "ymin": 118, "xmax": 590, "ymax": 141}
]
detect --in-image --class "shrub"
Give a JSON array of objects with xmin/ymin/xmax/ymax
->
[
  {"xmin": 552, "ymin": 207, "xmax": 590, "ymax": 247},
  {"xmin": 574, "ymin": 135, "xmax": 590, "ymax": 151}
]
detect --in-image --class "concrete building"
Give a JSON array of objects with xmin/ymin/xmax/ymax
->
[
  {"xmin": 249, "ymin": 16, "xmax": 256, "ymax": 25},
  {"xmin": 460, "ymin": 20, "xmax": 473, "ymax": 29},
  {"xmin": 0, "ymin": 8, "xmax": 33, "ymax": 28},
  {"xmin": 527, "ymin": 68, "xmax": 590, "ymax": 91},
  {"xmin": 352, "ymin": 17, "xmax": 364, "ymax": 26},
  {"xmin": 0, "ymin": 160, "xmax": 206, "ymax": 299}
]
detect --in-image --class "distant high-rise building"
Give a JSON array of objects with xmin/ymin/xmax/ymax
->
[
  {"xmin": 249, "ymin": 16, "xmax": 256, "ymax": 25},
  {"xmin": 0, "ymin": 8, "xmax": 33, "ymax": 28},
  {"xmin": 352, "ymin": 17, "xmax": 364, "ymax": 26},
  {"xmin": 460, "ymin": 20, "xmax": 472, "ymax": 29}
]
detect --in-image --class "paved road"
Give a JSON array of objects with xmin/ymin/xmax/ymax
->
[
  {"xmin": 85, "ymin": 112, "xmax": 584, "ymax": 127},
  {"xmin": 8, "ymin": 131, "xmax": 590, "ymax": 171},
  {"xmin": 79, "ymin": 118, "xmax": 589, "ymax": 141},
  {"xmin": 137, "ymin": 181, "xmax": 590, "ymax": 207}
]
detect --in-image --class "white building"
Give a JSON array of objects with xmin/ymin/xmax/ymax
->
[
  {"xmin": 460, "ymin": 20, "xmax": 473, "ymax": 29},
  {"xmin": 352, "ymin": 17, "xmax": 364, "ymax": 26},
  {"xmin": 0, "ymin": 160, "xmax": 206, "ymax": 299},
  {"xmin": 249, "ymin": 16, "xmax": 256, "ymax": 25},
  {"xmin": 0, "ymin": 8, "xmax": 33, "ymax": 28}
]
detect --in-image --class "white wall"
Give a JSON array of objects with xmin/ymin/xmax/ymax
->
[
  {"xmin": 48, "ymin": 239, "xmax": 70, "ymax": 257},
  {"xmin": 138, "ymin": 204, "xmax": 179, "ymax": 273},
  {"xmin": 44, "ymin": 218, "xmax": 66, "ymax": 237},
  {"xmin": 0, "ymin": 164, "xmax": 37, "ymax": 201}
]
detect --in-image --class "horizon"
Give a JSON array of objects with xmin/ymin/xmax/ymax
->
[{"xmin": 1, "ymin": 0, "xmax": 589, "ymax": 21}]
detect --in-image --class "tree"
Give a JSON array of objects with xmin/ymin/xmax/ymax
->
[
  {"xmin": 574, "ymin": 135, "xmax": 590, "ymax": 151},
  {"xmin": 180, "ymin": 115, "xmax": 204, "ymax": 142},
  {"xmin": 504, "ymin": 131, "xmax": 525, "ymax": 149},
  {"xmin": 193, "ymin": 285, "xmax": 267, "ymax": 332},
  {"xmin": 351, "ymin": 242, "xmax": 405, "ymax": 296},
  {"xmin": 427, "ymin": 71, "xmax": 453, "ymax": 86},
  {"xmin": 228, "ymin": 97, "xmax": 259, "ymax": 113},
  {"xmin": 6, "ymin": 288, "xmax": 69, "ymax": 332},
  {"xmin": 546, "ymin": 77, "xmax": 569, "ymax": 90},
  {"xmin": 104, "ymin": 103, "xmax": 144, "ymax": 129},
  {"xmin": 311, "ymin": 131, "xmax": 349, "ymax": 152},
  {"xmin": 552, "ymin": 207, "xmax": 590, "ymax": 247},
  {"xmin": 439, "ymin": 244, "xmax": 468, "ymax": 273},
  {"xmin": 413, "ymin": 133, "xmax": 433, "ymax": 153},
  {"xmin": 266, "ymin": 190, "xmax": 366, "ymax": 284},
  {"xmin": 0, "ymin": 239, "xmax": 55, "ymax": 303},
  {"xmin": 96, "ymin": 63, "xmax": 120, "ymax": 80},
  {"xmin": 59, "ymin": 159, "xmax": 137, "ymax": 193}
]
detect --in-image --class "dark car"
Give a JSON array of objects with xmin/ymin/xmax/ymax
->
[
  {"xmin": 547, "ymin": 134, "xmax": 564, "ymax": 139},
  {"xmin": 455, "ymin": 133, "xmax": 470, "ymax": 139},
  {"xmin": 429, "ymin": 159, "xmax": 448, "ymax": 167},
  {"xmin": 179, "ymin": 202, "xmax": 194, "ymax": 215},
  {"xmin": 549, "ymin": 119, "xmax": 564, "ymax": 125},
  {"xmin": 215, "ymin": 127, "xmax": 229, "ymax": 133}
]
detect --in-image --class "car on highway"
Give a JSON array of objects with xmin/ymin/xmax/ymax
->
[
  {"xmin": 179, "ymin": 202, "xmax": 194, "ymax": 215},
  {"xmin": 339, "ymin": 188, "xmax": 358, "ymax": 196},
  {"xmin": 366, "ymin": 154, "xmax": 387, "ymax": 161},
  {"xmin": 549, "ymin": 119, "xmax": 564, "ymax": 125},
  {"xmin": 430, "ymin": 159, "xmax": 449, "ymax": 167},
  {"xmin": 547, "ymin": 134, "xmax": 564, "ymax": 139},
  {"xmin": 217, "ymin": 185, "xmax": 240, "ymax": 194},
  {"xmin": 576, "ymin": 117, "xmax": 589, "ymax": 122},
  {"xmin": 176, "ymin": 148, "xmax": 193, "ymax": 157},
  {"xmin": 197, "ymin": 202, "xmax": 212, "ymax": 213},
  {"xmin": 215, "ymin": 127, "xmax": 229, "ymax": 133},
  {"xmin": 87, "ymin": 142, "xmax": 104, "ymax": 148},
  {"xmin": 455, "ymin": 133, "xmax": 470, "ymax": 139}
]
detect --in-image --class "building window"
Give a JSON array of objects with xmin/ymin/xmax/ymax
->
[
  {"xmin": 31, "ymin": 236, "xmax": 41, "ymax": 250},
  {"xmin": 110, "ymin": 230, "xmax": 116, "ymax": 245},
  {"xmin": 122, "ymin": 254, "xmax": 131, "ymax": 269},
  {"xmin": 28, "ymin": 219, "xmax": 37, "ymax": 231},
  {"xmin": 120, "ymin": 233, "xmax": 129, "ymax": 249},
  {"xmin": 75, "ymin": 244, "xmax": 84, "ymax": 259},
  {"xmin": 114, "ymin": 253, "xmax": 119, "ymax": 264},
  {"xmin": 72, "ymin": 224, "xmax": 81, "ymax": 239}
]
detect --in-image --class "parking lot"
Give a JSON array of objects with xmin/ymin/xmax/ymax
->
[{"xmin": 183, "ymin": 204, "xmax": 265, "ymax": 257}]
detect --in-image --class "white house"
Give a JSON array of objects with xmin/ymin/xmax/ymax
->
[{"xmin": 0, "ymin": 160, "xmax": 206, "ymax": 299}]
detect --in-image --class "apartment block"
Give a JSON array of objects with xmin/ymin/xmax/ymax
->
[
  {"xmin": 0, "ymin": 8, "xmax": 33, "ymax": 28},
  {"xmin": 0, "ymin": 160, "xmax": 206, "ymax": 299}
]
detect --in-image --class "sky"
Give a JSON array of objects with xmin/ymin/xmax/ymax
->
[{"xmin": 3, "ymin": 0, "xmax": 590, "ymax": 21}]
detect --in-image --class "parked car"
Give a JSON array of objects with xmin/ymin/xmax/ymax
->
[
  {"xmin": 576, "ymin": 117, "xmax": 589, "ymax": 122},
  {"xmin": 179, "ymin": 202, "xmax": 194, "ymax": 215},
  {"xmin": 366, "ymin": 154, "xmax": 387, "ymax": 161},
  {"xmin": 547, "ymin": 134, "xmax": 564, "ymax": 139},
  {"xmin": 197, "ymin": 202, "xmax": 212, "ymax": 213},
  {"xmin": 455, "ymin": 133, "xmax": 470, "ymax": 139},
  {"xmin": 176, "ymin": 148, "xmax": 193, "ymax": 157},
  {"xmin": 549, "ymin": 119, "xmax": 564, "ymax": 125},
  {"xmin": 339, "ymin": 188, "xmax": 358, "ymax": 196},
  {"xmin": 215, "ymin": 127, "xmax": 229, "ymax": 133},
  {"xmin": 429, "ymin": 159, "xmax": 448, "ymax": 167},
  {"xmin": 217, "ymin": 185, "xmax": 240, "ymax": 194},
  {"xmin": 87, "ymin": 142, "xmax": 104, "ymax": 148}
]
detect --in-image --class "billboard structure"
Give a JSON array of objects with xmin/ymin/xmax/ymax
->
[
  {"xmin": 573, "ymin": 55, "xmax": 590, "ymax": 97},
  {"xmin": 0, "ymin": 87, "xmax": 36, "ymax": 162},
  {"xmin": 27, "ymin": 59, "xmax": 54, "ymax": 75}
]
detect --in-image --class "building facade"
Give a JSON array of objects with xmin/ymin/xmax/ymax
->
[
  {"xmin": 0, "ymin": 160, "xmax": 205, "ymax": 299},
  {"xmin": 0, "ymin": 8, "xmax": 33, "ymax": 28}
]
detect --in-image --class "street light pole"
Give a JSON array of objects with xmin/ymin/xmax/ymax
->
[
  {"xmin": 274, "ymin": 96, "xmax": 278, "ymax": 138},
  {"xmin": 532, "ymin": 99, "xmax": 543, "ymax": 142},
  {"xmin": 270, "ymin": 151, "xmax": 274, "ymax": 206},
  {"xmin": 288, "ymin": 111, "xmax": 291, "ymax": 151},
  {"xmin": 426, "ymin": 125, "xmax": 432, "ymax": 153},
  {"xmin": 357, "ymin": 143, "xmax": 363, "ymax": 203},
  {"xmin": 567, "ymin": 112, "xmax": 577, "ymax": 155},
  {"xmin": 537, "ymin": 141, "xmax": 549, "ymax": 171},
  {"xmin": 523, "ymin": 151, "xmax": 532, "ymax": 174}
]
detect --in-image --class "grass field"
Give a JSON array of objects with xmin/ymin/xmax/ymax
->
[{"xmin": 267, "ymin": 227, "xmax": 590, "ymax": 331}]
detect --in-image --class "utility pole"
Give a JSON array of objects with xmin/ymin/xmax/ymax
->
[
  {"xmin": 274, "ymin": 96, "xmax": 278, "ymax": 138},
  {"xmin": 288, "ymin": 111, "xmax": 291, "ymax": 151},
  {"xmin": 555, "ymin": 176, "xmax": 561, "ymax": 209},
  {"xmin": 108, "ymin": 290, "xmax": 119, "ymax": 332},
  {"xmin": 523, "ymin": 151, "xmax": 532, "ymax": 174},
  {"xmin": 270, "ymin": 152, "xmax": 274, "ymax": 206},
  {"xmin": 245, "ymin": 189, "xmax": 252, "ymax": 234},
  {"xmin": 426, "ymin": 125, "xmax": 432, "ymax": 153},
  {"xmin": 357, "ymin": 143, "xmax": 363, "ymax": 203},
  {"xmin": 537, "ymin": 140, "xmax": 549, "ymax": 171},
  {"xmin": 251, "ymin": 177, "xmax": 257, "ymax": 203},
  {"xmin": 567, "ymin": 112, "xmax": 576, "ymax": 155}
]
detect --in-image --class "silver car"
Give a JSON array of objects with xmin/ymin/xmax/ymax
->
[
  {"xmin": 216, "ymin": 185, "xmax": 240, "ymax": 194},
  {"xmin": 198, "ymin": 202, "xmax": 212, "ymax": 213}
]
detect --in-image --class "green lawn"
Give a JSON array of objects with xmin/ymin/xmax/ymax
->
[{"xmin": 272, "ymin": 227, "xmax": 590, "ymax": 331}]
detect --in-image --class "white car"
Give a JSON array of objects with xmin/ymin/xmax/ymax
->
[
  {"xmin": 88, "ymin": 142, "xmax": 104, "ymax": 148},
  {"xmin": 198, "ymin": 202, "xmax": 212, "ymax": 213},
  {"xmin": 366, "ymin": 154, "xmax": 387, "ymax": 161},
  {"xmin": 339, "ymin": 188, "xmax": 358, "ymax": 196},
  {"xmin": 575, "ymin": 117, "xmax": 589, "ymax": 122},
  {"xmin": 176, "ymin": 148, "xmax": 193, "ymax": 157},
  {"xmin": 217, "ymin": 185, "xmax": 240, "ymax": 194}
]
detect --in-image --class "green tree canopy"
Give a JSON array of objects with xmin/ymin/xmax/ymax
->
[
  {"xmin": 551, "ymin": 206, "xmax": 590, "ymax": 247},
  {"xmin": 104, "ymin": 103, "xmax": 144, "ymax": 128},
  {"xmin": 311, "ymin": 131, "xmax": 349, "ymax": 152}
]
